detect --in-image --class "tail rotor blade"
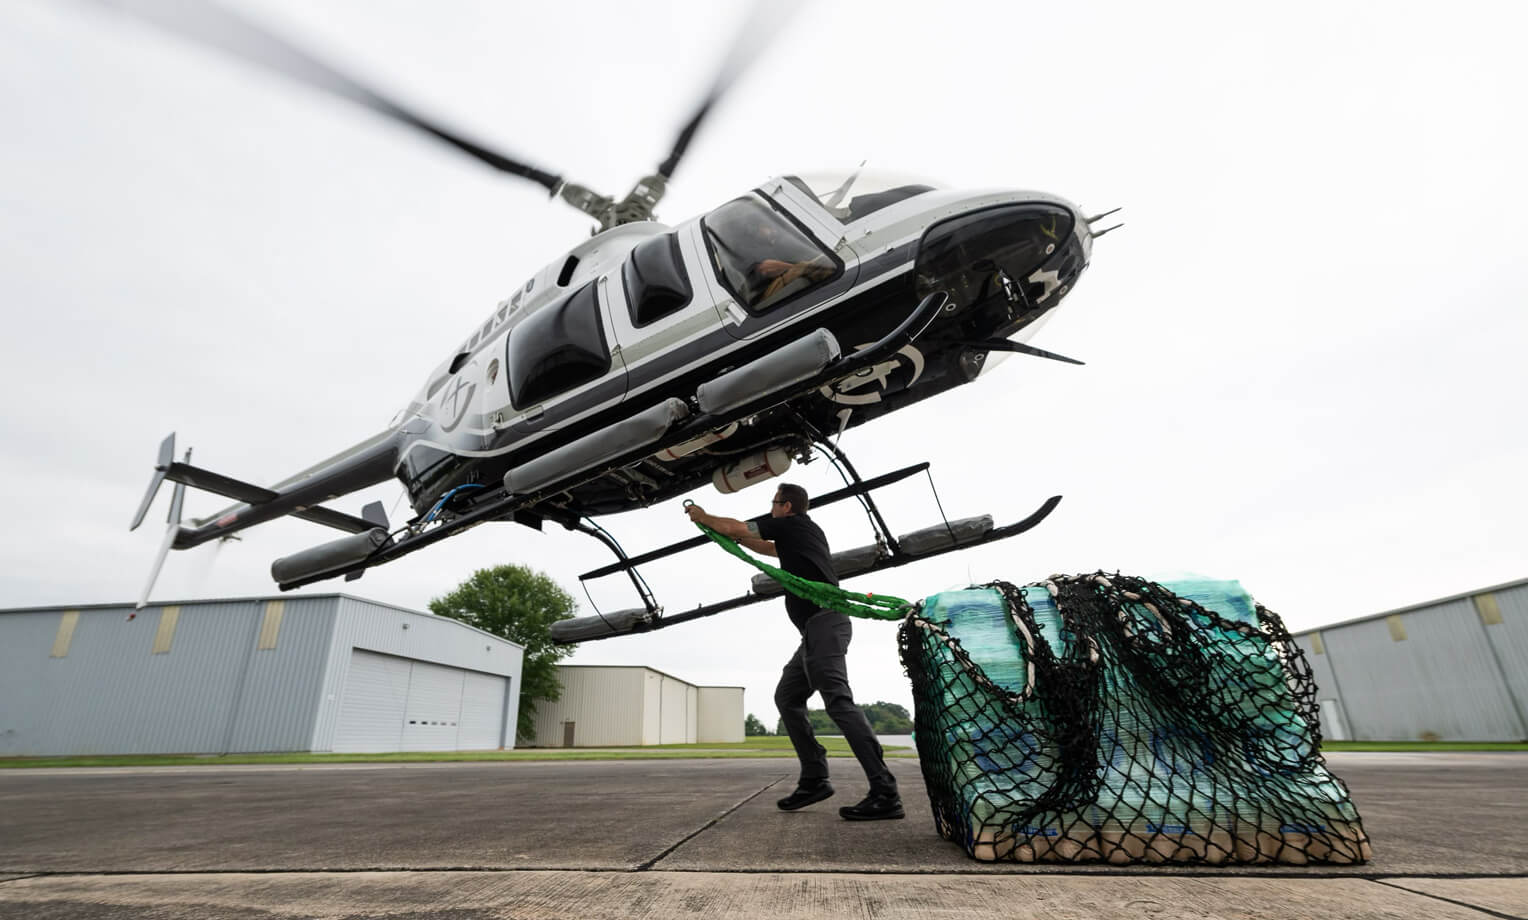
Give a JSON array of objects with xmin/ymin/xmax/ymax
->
[
  {"xmin": 134, "ymin": 448, "xmax": 191, "ymax": 614},
  {"xmin": 78, "ymin": 0, "xmax": 564, "ymax": 192}
]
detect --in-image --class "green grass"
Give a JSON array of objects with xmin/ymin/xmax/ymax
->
[
  {"xmin": 5, "ymin": 738, "xmax": 1522, "ymax": 769},
  {"xmin": 0, "ymin": 736, "xmax": 917, "ymax": 769},
  {"xmin": 1319, "ymin": 740, "xmax": 1528, "ymax": 752}
]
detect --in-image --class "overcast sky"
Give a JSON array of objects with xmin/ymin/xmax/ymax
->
[{"xmin": 3, "ymin": 0, "xmax": 1525, "ymax": 724}]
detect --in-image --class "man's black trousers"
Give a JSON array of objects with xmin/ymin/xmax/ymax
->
[{"xmin": 774, "ymin": 609, "xmax": 898, "ymax": 795}]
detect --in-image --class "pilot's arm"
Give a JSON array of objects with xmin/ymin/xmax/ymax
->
[
  {"xmin": 685, "ymin": 504, "xmax": 778, "ymax": 557},
  {"xmin": 753, "ymin": 256, "xmax": 834, "ymax": 300}
]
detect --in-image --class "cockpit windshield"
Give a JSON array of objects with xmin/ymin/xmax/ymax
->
[
  {"xmin": 787, "ymin": 169, "xmax": 940, "ymax": 224},
  {"xmin": 701, "ymin": 196, "xmax": 839, "ymax": 313}
]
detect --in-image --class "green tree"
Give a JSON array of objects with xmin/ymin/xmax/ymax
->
[
  {"xmin": 430, "ymin": 564, "xmax": 578, "ymax": 742},
  {"xmin": 862, "ymin": 701, "xmax": 914, "ymax": 733},
  {"xmin": 774, "ymin": 710, "xmax": 841, "ymax": 736},
  {"xmin": 774, "ymin": 701, "xmax": 914, "ymax": 736},
  {"xmin": 744, "ymin": 713, "xmax": 770, "ymax": 736}
]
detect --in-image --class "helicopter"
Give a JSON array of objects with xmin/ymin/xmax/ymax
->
[{"xmin": 112, "ymin": 0, "xmax": 1120, "ymax": 639}]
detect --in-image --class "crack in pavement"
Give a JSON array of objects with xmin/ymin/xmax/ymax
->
[
  {"xmin": 1368, "ymin": 878, "xmax": 1528, "ymax": 920},
  {"xmin": 636, "ymin": 776, "xmax": 790, "ymax": 871}
]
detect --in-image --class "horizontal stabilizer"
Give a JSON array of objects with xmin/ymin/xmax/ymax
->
[{"xmin": 291, "ymin": 505, "xmax": 383, "ymax": 534}]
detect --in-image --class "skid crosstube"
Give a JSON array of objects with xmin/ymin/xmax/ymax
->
[
  {"xmin": 578, "ymin": 462, "xmax": 933, "ymax": 581},
  {"xmin": 556, "ymin": 494, "xmax": 1062, "ymax": 644}
]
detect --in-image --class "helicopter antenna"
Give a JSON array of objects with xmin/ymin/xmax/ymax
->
[
  {"xmin": 1085, "ymin": 207, "xmax": 1124, "ymax": 239},
  {"xmin": 822, "ymin": 160, "xmax": 869, "ymax": 210}
]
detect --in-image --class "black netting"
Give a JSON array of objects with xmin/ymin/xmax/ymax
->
[{"xmin": 898, "ymin": 574, "xmax": 1371, "ymax": 864}]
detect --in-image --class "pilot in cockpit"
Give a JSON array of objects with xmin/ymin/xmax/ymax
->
[{"xmin": 741, "ymin": 216, "xmax": 834, "ymax": 304}]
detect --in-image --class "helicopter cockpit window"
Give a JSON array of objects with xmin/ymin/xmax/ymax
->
[
  {"xmin": 701, "ymin": 196, "xmax": 838, "ymax": 314},
  {"xmin": 790, "ymin": 171, "xmax": 938, "ymax": 224},
  {"xmin": 506, "ymin": 280, "xmax": 610, "ymax": 409},
  {"xmin": 622, "ymin": 233, "xmax": 692, "ymax": 327}
]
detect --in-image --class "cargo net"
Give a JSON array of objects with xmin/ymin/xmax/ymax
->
[{"xmin": 900, "ymin": 574, "xmax": 1372, "ymax": 865}]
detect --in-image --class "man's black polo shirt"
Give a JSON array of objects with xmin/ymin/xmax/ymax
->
[{"xmin": 755, "ymin": 512, "xmax": 838, "ymax": 632}]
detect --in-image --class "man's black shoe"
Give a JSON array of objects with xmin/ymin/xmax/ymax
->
[
  {"xmin": 838, "ymin": 792, "xmax": 904, "ymax": 821},
  {"xmin": 777, "ymin": 782, "xmax": 834, "ymax": 811}
]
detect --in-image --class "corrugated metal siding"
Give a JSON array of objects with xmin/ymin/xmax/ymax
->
[
  {"xmin": 686, "ymin": 686, "xmax": 699, "ymax": 743},
  {"xmin": 642, "ymin": 670, "xmax": 662, "ymax": 745},
  {"xmin": 1296, "ymin": 588, "xmax": 1528, "ymax": 741},
  {"xmin": 1291, "ymin": 634, "xmax": 1352, "ymax": 742},
  {"xmin": 225, "ymin": 596, "xmax": 336, "ymax": 753},
  {"xmin": 1, "ymin": 594, "xmax": 523, "ymax": 756},
  {"xmin": 522, "ymin": 668, "xmax": 750, "ymax": 747},
  {"xmin": 660, "ymin": 675, "xmax": 689, "ymax": 743},
  {"xmin": 1477, "ymin": 583, "xmax": 1528, "ymax": 736},
  {"xmin": 697, "ymin": 687, "xmax": 744, "ymax": 743},
  {"xmin": 529, "ymin": 667, "xmax": 646, "ymax": 746},
  {"xmin": 0, "ymin": 600, "xmax": 320, "ymax": 756},
  {"xmin": 1, "ymin": 610, "xmax": 84, "ymax": 755}
]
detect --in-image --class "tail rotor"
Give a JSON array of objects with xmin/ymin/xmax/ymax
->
[{"xmin": 131, "ymin": 442, "xmax": 190, "ymax": 617}]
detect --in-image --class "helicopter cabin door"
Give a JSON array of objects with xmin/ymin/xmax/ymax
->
[
  {"xmin": 601, "ymin": 229, "xmax": 728, "ymax": 405},
  {"xmin": 695, "ymin": 185, "xmax": 859, "ymax": 342}
]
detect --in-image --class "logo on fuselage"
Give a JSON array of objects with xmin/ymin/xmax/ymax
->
[
  {"xmin": 439, "ymin": 376, "xmax": 476, "ymax": 432},
  {"xmin": 818, "ymin": 344, "xmax": 925, "ymax": 405}
]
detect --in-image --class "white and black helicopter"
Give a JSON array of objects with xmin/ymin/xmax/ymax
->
[{"xmin": 116, "ymin": 0, "xmax": 1120, "ymax": 641}]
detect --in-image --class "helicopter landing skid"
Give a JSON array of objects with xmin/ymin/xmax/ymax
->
[{"xmin": 553, "ymin": 448, "xmax": 1063, "ymax": 645}]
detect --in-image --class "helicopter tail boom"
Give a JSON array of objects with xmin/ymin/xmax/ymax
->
[{"xmin": 131, "ymin": 430, "xmax": 401, "ymax": 550}]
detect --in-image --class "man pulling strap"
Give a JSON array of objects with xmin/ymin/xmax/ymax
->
[{"xmin": 685, "ymin": 483, "xmax": 903, "ymax": 820}]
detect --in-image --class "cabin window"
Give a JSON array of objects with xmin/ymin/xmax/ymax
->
[
  {"xmin": 507, "ymin": 281, "xmax": 610, "ymax": 408},
  {"xmin": 622, "ymin": 233, "xmax": 693, "ymax": 327},
  {"xmin": 701, "ymin": 196, "xmax": 839, "ymax": 314}
]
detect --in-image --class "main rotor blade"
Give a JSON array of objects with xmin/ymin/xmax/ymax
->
[
  {"xmin": 656, "ymin": 0, "xmax": 805, "ymax": 180},
  {"xmin": 80, "ymin": 0, "xmax": 563, "ymax": 193}
]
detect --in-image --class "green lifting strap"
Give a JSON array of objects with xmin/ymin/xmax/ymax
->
[{"xmin": 694, "ymin": 522, "xmax": 912, "ymax": 621}]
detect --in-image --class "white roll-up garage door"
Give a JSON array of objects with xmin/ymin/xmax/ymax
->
[
  {"xmin": 458, "ymin": 671, "xmax": 510, "ymax": 749},
  {"xmin": 334, "ymin": 650, "xmax": 508, "ymax": 753},
  {"xmin": 402, "ymin": 661, "xmax": 465, "ymax": 751},
  {"xmin": 333, "ymin": 650, "xmax": 410, "ymax": 752}
]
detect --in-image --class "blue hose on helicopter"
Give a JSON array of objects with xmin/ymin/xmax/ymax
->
[{"xmin": 422, "ymin": 483, "xmax": 486, "ymax": 524}]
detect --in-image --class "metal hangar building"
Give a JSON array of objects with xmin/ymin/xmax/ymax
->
[
  {"xmin": 1291, "ymin": 576, "xmax": 1527, "ymax": 742},
  {"xmin": 528, "ymin": 665, "xmax": 744, "ymax": 748},
  {"xmin": 0, "ymin": 594, "xmax": 524, "ymax": 757}
]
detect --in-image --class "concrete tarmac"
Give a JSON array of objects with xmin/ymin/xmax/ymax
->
[{"xmin": 0, "ymin": 752, "xmax": 1524, "ymax": 918}]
